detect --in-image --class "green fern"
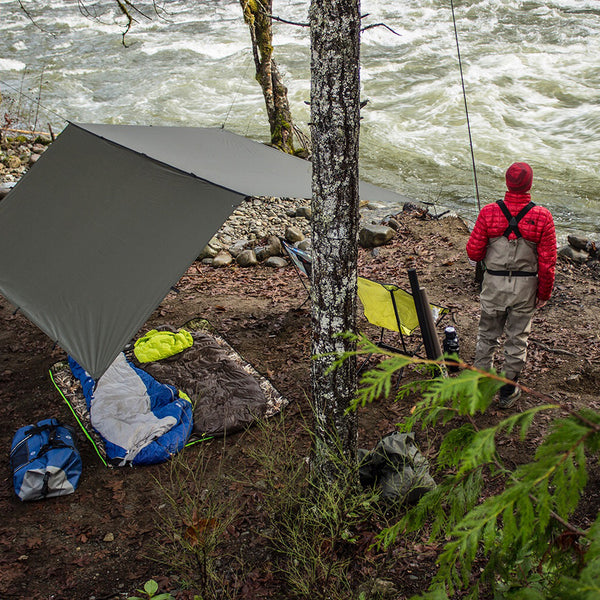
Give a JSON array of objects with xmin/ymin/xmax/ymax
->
[{"xmin": 344, "ymin": 344, "xmax": 600, "ymax": 599}]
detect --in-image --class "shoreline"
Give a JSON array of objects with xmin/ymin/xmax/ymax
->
[{"xmin": 0, "ymin": 135, "xmax": 597, "ymax": 259}]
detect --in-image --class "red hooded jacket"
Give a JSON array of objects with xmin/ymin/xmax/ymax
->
[{"xmin": 466, "ymin": 191, "xmax": 557, "ymax": 302}]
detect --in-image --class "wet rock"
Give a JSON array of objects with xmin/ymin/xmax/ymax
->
[{"xmin": 558, "ymin": 245, "xmax": 589, "ymax": 263}]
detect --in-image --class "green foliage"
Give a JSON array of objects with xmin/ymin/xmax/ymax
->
[
  {"xmin": 151, "ymin": 446, "xmax": 243, "ymax": 599},
  {"xmin": 247, "ymin": 414, "xmax": 398, "ymax": 600},
  {"xmin": 344, "ymin": 337, "xmax": 600, "ymax": 599},
  {"xmin": 128, "ymin": 579, "xmax": 174, "ymax": 600}
]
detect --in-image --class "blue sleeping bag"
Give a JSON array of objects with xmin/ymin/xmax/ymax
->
[{"xmin": 69, "ymin": 353, "xmax": 193, "ymax": 466}]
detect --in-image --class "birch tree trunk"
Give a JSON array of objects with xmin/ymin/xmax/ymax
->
[
  {"xmin": 309, "ymin": 0, "xmax": 361, "ymax": 480},
  {"xmin": 240, "ymin": 0, "xmax": 297, "ymax": 154}
]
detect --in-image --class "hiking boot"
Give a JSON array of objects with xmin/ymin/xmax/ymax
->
[{"xmin": 498, "ymin": 383, "xmax": 522, "ymax": 409}]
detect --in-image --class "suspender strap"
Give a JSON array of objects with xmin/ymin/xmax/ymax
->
[{"xmin": 497, "ymin": 200, "xmax": 535, "ymax": 238}]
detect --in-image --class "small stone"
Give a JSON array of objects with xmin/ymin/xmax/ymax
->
[
  {"xmin": 359, "ymin": 224, "xmax": 395, "ymax": 248},
  {"xmin": 236, "ymin": 249, "xmax": 258, "ymax": 267},
  {"xmin": 103, "ymin": 533, "xmax": 114, "ymax": 542},
  {"xmin": 264, "ymin": 256, "xmax": 288, "ymax": 268},
  {"xmin": 285, "ymin": 226, "xmax": 305, "ymax": 243},
  {"xmin": 295, "ymin": 206, "xmax": 312, "ymax": 219},
  {"xmin": 297, "ymin": 239, "xmax": 312, "ymax": 252},
  {"xmin": 212, "ymin": 250, "xmax": 233, "ymax": 268},
  {"xmin": 229, "ymin": 239, "xmax": 251, "ymax": 258}
]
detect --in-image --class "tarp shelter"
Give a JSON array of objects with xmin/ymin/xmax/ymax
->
[{"xmin": 0, "ymin": 122, "xmax": 409, "ymax": 380}]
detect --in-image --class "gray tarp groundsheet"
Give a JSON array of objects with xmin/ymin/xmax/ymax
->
[{"xmin": 0, "ymin": 122, "xmax": 410, "ymax": 379}]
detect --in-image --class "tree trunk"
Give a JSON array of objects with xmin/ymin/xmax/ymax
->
[
  {"xmin": 309, "ymin": 0, "xmax": 361, "ymax": 481},
  {"xmin": 240, "ymin": 0, "xmax": 296, "ymax": 154}
]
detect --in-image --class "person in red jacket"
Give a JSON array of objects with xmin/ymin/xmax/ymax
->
[{"xmin": 466, "ymin": 162, "xmax": 556, "ymax": 408}]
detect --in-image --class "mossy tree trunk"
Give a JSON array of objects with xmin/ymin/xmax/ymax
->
[
  {"xmin": 309, "ymin": 0, "xmax": 360, "ymax": 481},
  {"xmin": 240, "ymin": 0, "xmax": 296, "ymax": 154}
]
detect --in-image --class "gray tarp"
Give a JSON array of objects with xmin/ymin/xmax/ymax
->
[{"xmin": 0, "ymin": 122, "xmax": 409, "ymax": 379}]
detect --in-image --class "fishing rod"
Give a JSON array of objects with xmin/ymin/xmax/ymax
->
[
  {"xmin": 449, "ymin": 0, "xmax": 481, "ymax": 212},
  {"xmin": 0, "ymin": 78, "xmax": 67, "ymax": 133}
]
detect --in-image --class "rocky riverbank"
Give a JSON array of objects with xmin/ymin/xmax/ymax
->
[{"xmin": 1, "ymin": 133, "xmax": 599, "ymax": 272}]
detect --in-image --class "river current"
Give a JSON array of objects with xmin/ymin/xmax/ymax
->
[{"xmin": 1, "ymin": 0, "xmax": 599, "ymax": 242}]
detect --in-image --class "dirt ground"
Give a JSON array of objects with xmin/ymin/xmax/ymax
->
[{"xmin": 1, "ymin": 211, "xmax": 599, "ymax": 600}]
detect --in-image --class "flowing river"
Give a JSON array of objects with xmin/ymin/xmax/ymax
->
[{"xmin": 1, "ymin": 0, "xmax": 600, "ymax": 242}]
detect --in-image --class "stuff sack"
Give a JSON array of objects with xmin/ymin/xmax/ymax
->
[
  {"xmin": 358, "ymin": 431, "xmax": 436, "ymax": 504},
  {"xmin": 10, "ymin": 418, "xmax": 82, "ymax": 501}
]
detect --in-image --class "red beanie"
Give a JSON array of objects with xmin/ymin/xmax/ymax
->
[{"xmin": 505, "ymin": 162, "xmax": 533, "ymax": 192}]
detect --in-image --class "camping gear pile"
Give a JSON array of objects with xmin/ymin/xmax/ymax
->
[{"xmin": 50, "ymin": 320, "xmax": 287, "ymax": 469}]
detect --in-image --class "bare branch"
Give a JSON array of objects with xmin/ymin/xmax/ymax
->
[
  {"xmin": 18, "ymin": 0, "xmax": 56, "ymax": 36},
  {"xmin": 361, "ymin": 22, "xmax": 401, "ymax": 36},
  {"xmin": 267, "ymin": 13, "xmax": 309, "ymax": 28}
]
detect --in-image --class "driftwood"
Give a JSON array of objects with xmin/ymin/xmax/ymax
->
[
  {"xmin": 2, "ymin": 127, "xmax": 51, "ymax": 137},
  {"xmin": 530, "ymin": 337, "xmax": 578, "ymax": 357}
]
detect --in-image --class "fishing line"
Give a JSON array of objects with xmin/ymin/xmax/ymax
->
[
  {"xmin": 221, "ymin": 55, "xmax": 253, "ymax": 131},
  {"xmin": 449, "ymin": 0, "xmax": 480, "ymax": 211},
  {"xmin": 0, "ymin": 77, "xmax": 68, "ymax": 128}
]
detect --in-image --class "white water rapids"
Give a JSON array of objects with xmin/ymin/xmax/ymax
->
[{"xmin": 1, "ymin": 0, "xmax": 599, "ymax": 242}]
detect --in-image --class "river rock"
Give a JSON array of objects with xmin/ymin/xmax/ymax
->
[
  {"xmin": 236, "ymin": 249, "xmax": 258, "ymax": 267},
  {"xmin": 567, "ymin": 235, "xmax": 589, "ymax": 251},
  {"xmin": 6, "ymin": 156, "xmax": 21, "ymax": 169},
  {"xmin": 266, "ymin": 235, "xmax": 282, "ymax": 256},
  {"xmin": 359, "ymin": 224, "xmax": 395, "ymax": 248},
  {"xmin": 295, "ymin": 206, "xmax": 312, "ymax": 219},
  {"xmin": 285, "ymin": 226, "xmax": 305, "ymax": 243},
  {"xmin": 212, "ymin": 250, "xmax": 233, "ymax": 268},
  {"xmin": 558, "ymin": 245, "xmax": 589, "ymax": 263},
  {"xmin": 229, "ymin": 239, "xmax": 252, "ymax": 258},
  {"xmin": 0, "ymin": 182, "xmax": 16, "ymax": 200},
  {"xmin": 264, "ymin": 256, "xmax": 288, "ymax": 268},
  {"xmin": 297, "ymin": 239, "xmax": 312, "ymax": 252},
  {"xmin": 197, "ymin": 238, "xmax": 223, "ymax": 260}
]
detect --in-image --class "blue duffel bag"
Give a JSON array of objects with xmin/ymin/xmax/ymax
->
[{"xmin": 10, "ymin": 418, "xmax": 82, "ymax": 501}]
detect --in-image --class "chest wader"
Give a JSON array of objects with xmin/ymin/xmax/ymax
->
[{"xmin": 474, "ymin": 200, "xmax": 539, "ymax": 380}]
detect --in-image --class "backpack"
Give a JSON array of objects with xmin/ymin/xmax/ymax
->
[{"xmin": 10, "ymin": 418, "xmax": 82, "ymax": 501}]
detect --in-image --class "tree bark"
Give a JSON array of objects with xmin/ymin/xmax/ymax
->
[
  {"xmin": 309, "ymin": 0, "xmax": 361, "ymax": 481},
  {"xmin": 240, "ymin": 0, "xmax": 297, "ymax": 154}
]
